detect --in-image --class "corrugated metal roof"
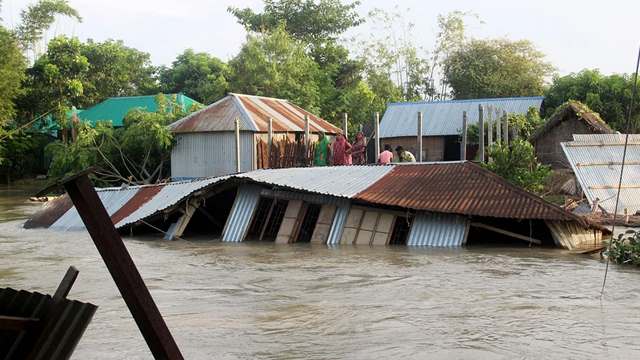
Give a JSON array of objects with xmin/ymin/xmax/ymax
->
[
  {"xmin": 327, "ymin": 204, "xmax": 350, "ymax": 245},
  {"xmin": 562, "ymin": 134, "xmax": 640, "ymax": 214},
  {"xmin": 355, "ymin": 162, "xmax": 580, "ymax": 221},
  {"xmin": 238, "ymin": 165, "xmax": 395, "ymax": 198},
  {"xmin": 168, "ymin": 93, "xmax": 341, "ymax": 134},
  {"xmin": 380, "ymin": 96, "xmax": 543, "ymax": 137},
  {"xmin": 221, "ymin": 185, "xmax": 261, "ymax": 242},
  {"xmin": 407, "ymin": 212, "xmax": 469, "ymax": 246}
]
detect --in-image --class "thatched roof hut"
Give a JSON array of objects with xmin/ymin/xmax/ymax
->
[{"xmin": 531, "ymin": 101, "xmax": 613, "ymax": 168}]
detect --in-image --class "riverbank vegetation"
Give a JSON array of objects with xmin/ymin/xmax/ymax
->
[
  {"xmin": 607, "ymin": 230, "xmax": 640, "ymax": 266},
  {"xmin": 1, "ymin": 0, "xmax": 639, "ymax": 185}
]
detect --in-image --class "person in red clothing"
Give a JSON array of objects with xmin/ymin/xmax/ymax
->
[
  {"xmin": 378, "ymin": 144, "xmax": 394, "ymax": 164},
  {"xmin": 332, "ymin": 134, "xmax": 352, "ymax": 165}
]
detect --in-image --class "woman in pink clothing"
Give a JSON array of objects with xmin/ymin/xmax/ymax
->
[
  {"xmin": 332, "ymin": 134, "xmax": 352, "ymax": 165},
  {"xmin": 378, "ymin": 144, "xmax": 394, "ymax": 164}
]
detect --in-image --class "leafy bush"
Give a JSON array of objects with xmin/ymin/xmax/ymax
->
[
  {"xmin": 607, "ymin": 230, "xmax": 640, "ymax": 266},
  {"xmin": 483, "ymin": 139, "xmax": 551, "ymax": 194}
]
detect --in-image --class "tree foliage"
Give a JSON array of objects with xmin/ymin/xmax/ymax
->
[
  {"xmin": 443, "ymin": 39, "xmax": 554, "ymax": 99},
  {"xmin": 607, "ymin": 230, "xmax": 640, "ymax": 266},
  {"xmin": 0, "ymin": 27, "xmax": 26, "ymax": 124},
  {"xmin": 543, "ymin": 69, "xmax": 640, "ymax": 131},
  {"xmin": 229, "ymin": 26, "xmax": 321, "ymax": 113},
  {"xmin": 80, "ymin": 39, "xmax": 158, "ymax": 107},
  {"xmin": 228, "ymin": 0, "xmax": 363, "ymax": 45},
  {"xmin": 16, "ymin": 0, "xmax": 81, "ymax": 53},
  {"xmin": 483, "ymin": 139, "xmax": 551, "ymax": 194},
  {"xmin": 160, "ymin": 49, "xmax": 229, "ymax": 104},
  {"xmin": 46, "ymin": 95, "xmax": 189, "ymax": 185}
]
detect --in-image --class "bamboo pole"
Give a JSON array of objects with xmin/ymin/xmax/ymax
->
[
  {"xmin": 478, "ymin": 105, "xmax": 485, "ymax": 163},
  {"xmin": 235, "ymin": 117, "xmax": 241, "ymax": 173},
  {"xmin": 502, "ymin": 110, "xmax": 509, "ymax": 145},
  {"xmin": 343, "ymin": 112, "xmax": 348, "ymax": 138},
  {"xmin": 374, "ymin": 112, "xmax": 380, "ymax": 159},
  {"xmin": 495, "ymin": 107, "xmax": 502, "ymax": 144},
  {"xmin": 267, "ymin": 117, "xmax": 273, "ymax": 164},
  {"xmin": 417, "ymin": 111, "xmax": 423, "ymax": 162},
  {"xmin": 304, "ymin": 114, "xmax": 310, "ymax": 157},
  {"xmin": 487, "ymin": 105, "xmax": 493, "ymax": 147},
  {"xmin": 461, "ymin": 111, "xmax": 468, "ymax": 160}
]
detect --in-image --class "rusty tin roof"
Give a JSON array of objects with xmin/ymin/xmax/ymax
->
[{"xmin": 168, "ymin": 93, "xmax": 341, "ymax": 134}]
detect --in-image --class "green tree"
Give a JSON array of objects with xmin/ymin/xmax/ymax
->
[
  {"xmin": 543, "ymin": 69, "xmax": 640, "ymax": 130},
  {"xmin": 484, "ymin": 139, "xmax": 551, "ymax": 194},
  {"xmin": 0, "ymin": 27, "xmax": 26, "ymax": 124},
  {"xmin": 228, "ymin": 0, "xmax": 363, "ymax": 45},
  {"xmin": 160, "ymin": 49, "xmax": 229, "ymax": 104},
  {"xmin": 20, "ymin": 36, "xmax": 89, "ymax": 139},
  {"xmin": 228, "ymin": 26, "xmax": 321, "ymax": 112},
  {"xmin": 443, "ymin": 39, "xmax": 554, "ymax": 99},
  {"xmin": 16, "ymin": 0, "xmax": 81, "ymax": 54},
  {"xmin": 80, "ymin": 39, "xmax": 158, "ymax": 106}
]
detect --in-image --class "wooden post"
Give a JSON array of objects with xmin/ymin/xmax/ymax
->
[
  {"xmin": 304, "ymin": 114, "xmax": 310, "ymax": 154},
  {"xmin": 267, "ymin": 117, "xmax": 273, "ymax": 163},
  {"xmin": 343, "ymin": 113, "xmax": 348, "ymax": 139},
  {"xmin": 487, "ymin": 105, "xmax": 493, "ymax": 146},
  {"xmin": 502, "ymin": 110, "xmax": 509, "ymax": 145},
  {"xmin": 235, "ymin": 117, "xmax": 241, "ymax": 173},
  {"xmin": 461, "ymin": 111, "xmax": 468, "ymax": 161},
  {"xmin": 374, "ymin": 112, "xmax": 380, "ymax": 159},
  {"xmin": 417, "ymin": 112, "xmax": 423, "ymax": 162},
  {"xmin": 478, "ymin": 104, "xmax": 485, "ymax": 163},
  {"xmin": 495, "ymin": 107, "xmax": 501, "ymax": 144},
  {"xmin": 62, "ymin": 173, "xmax": 183, "ymax": 360}
]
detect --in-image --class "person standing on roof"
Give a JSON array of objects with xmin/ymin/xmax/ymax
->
[
  {"xmin": 378, "ymin": 144, "xmax": 394, "ymax": 164},
  {"xmin": 332, "ymin": 133, "xmax": 352, "ymax": 165},
  {"xmin": 395, "ymin": 146, "xmax": 416, "ymax": 163},
  {"xmin": 351, "ymin": 132, "xmax": 367, "ymax": 165},
  {"xmin": 313, "ymin": 132, "xmax": 331, "ymax": 166}
]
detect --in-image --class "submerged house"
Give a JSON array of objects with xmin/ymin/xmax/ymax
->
[
  {"xmin": 168, "ymin": 93, "xmax": 341, "ymax": 179},
  {"xmin": 532, "ymin": 102, "xmax": 613, "ymax": 168},
  {"xmin": 26, "ymin": 162, "xmax": 604, "ymax": 250},
  {"xmin": 379, "ymin": 96, "xmax": 543, "ymax": 161},
  {"xmin": 562, "ymin": 134, "xmax": 640, "ymax": 215}
]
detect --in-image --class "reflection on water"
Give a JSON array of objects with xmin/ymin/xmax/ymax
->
[{"xmin": 2, "ymin": 193, "xmax": 640, "ymax": 359}]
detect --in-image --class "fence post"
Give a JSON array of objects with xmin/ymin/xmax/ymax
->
[
  {"xmin": 304, "ymin": 114, "xmax": 310, "ymax": 156},
  {"xmin": 374, "ymin": 112, "xmax": 380, "ymax": 160},
  {"xmin": 417, "ymin": 111, "xmax": 423, "ymax": 162},
  {"xmin": 235, "ymin": 117, "xmax": 241, "ymax": 173},
  {"xmin": 502, "ymin": 110, "xmax": 509, "ymax": 146},
  {"xmin": 267, "ymin": 117, "xmax": 273, "ymax": 164},
  {"xmin": 461, "ymin": 111, "xmax": 467, "ymax": 160},
  {"xmin": 495, "ymin": 107, "xmax": 501, "ymax": 144},
  {"xmin": 343, "ymin": 113, "xmax": 348, "ymax": 139},
  {"xmin": 478, "ymin": 104, "xmax": 485, "ymax": 163},
  {"xmin": 487, "ymin": 105, "xmax": 493, "ymax": 162}
]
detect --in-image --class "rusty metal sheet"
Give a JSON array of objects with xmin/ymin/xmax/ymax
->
[
  {"xmin": 110, "ymin": 185, "xmax": 165, "ymax": 225},
  {"xmin": 355, "ymin": 162, "xmax": 580, "ymax": 222},
  {"xmin": 23, "ymin": 195, "xmax": 74, "ymax": 229}
]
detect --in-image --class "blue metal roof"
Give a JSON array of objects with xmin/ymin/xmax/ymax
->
[{"xmin": 380, "ymin": 96, "xmax": 544, "ymax": 138}]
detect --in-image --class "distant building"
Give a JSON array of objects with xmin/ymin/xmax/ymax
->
[
  {"xmin": 379, "ymin": 96, "xmax": 544, "ymax": 161},
  {"xmin": 78, "ymin": 93, "xmax": 200, "ymax": 128},
  {"xmin": 532, "ymin": 101, "xmax": 613, "ymax": 168},
  {"xmin": 168, "ymin": 93, "xmax": 341, "ymax": 179}
]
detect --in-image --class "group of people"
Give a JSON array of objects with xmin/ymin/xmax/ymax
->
[{"xmin": 313, "ymin": 132, "xmax": 416, "ymax": 166}]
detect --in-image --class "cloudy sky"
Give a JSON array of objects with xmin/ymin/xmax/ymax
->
[{"xmin": 1, "ymin": 0, "xmax": 638, "ymax": 75}]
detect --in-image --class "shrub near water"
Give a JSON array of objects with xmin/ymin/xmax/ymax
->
[{"xmin": 607, "ymin": 230, "xmax": 640, "ymax": 266}]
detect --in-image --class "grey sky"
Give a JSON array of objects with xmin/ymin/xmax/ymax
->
[{"xmin": 1, "ymin": 0, "xmax": 638, "ymax": 75}]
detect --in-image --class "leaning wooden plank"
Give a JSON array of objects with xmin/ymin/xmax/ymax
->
[{"xmin": 470, "ymin": 222, "xmax": 542, "ymax": 245}]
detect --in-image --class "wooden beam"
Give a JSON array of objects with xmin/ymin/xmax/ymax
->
[
  {"xmin": 589, "ymin": 184, "xmax": 640, "ymax": 190},
  {"xmin": 577, "ymin": 161, "xmax": 640, "ymax": 167},
  {"xmin": 235, "ymin": 117, "xmax": 241, "ymax": 173},
  {"xmin": 470, "ymin": 222, "xmax": 542, "ymax": 245},
  {"xmin": 461, "ymin": 111, "xmax": 467, "ymax": 160},
  {"xmin": 374, "ymin": 112, "xmax": 380, "ymax": 159},
  {"xmin": 165, "ymin": 198, "xmax": 200, "ymax": 240},
  {"xmin": 62, "ymin": 174, "xmax": 183, "ymax": 360},
  {"xmin": 53, "ymin": 266, "xmax": 79, "ymax": 300},
  {"xmin": 565, "ymin": 142, "xmax": 640, "ymax": 147},
  {"xmin": 417, "ymin": 111, "xmax": 423, "ymax": 162},
  {"xmin": 478, "ymin": 105, "xmax": 485, "ymax": 163}
]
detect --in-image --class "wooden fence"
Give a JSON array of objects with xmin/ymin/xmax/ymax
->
[{"xmin": 257, "ymin": 138, "xmax": 315, "ymax": 169}]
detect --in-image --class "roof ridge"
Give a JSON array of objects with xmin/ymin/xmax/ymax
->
[
  {"xmin": 387, "ymin": 96, "xmax": 544, "ymax": 107},
  {"xmin": 229, "ymin": 92, "xmax": 290, "ymax": 103}
]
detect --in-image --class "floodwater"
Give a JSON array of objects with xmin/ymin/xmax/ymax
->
[{"xmin": 2, "ymin": 186, "xmax": 640, "ymax": 359}]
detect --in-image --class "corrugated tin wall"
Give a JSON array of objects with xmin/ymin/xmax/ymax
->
[
  {"xmin": 326, "ymin": 203, "xmax": 350, "ymax": 245},
  {"xmin": 221, "ymin": 185, "xmax": 262, "ymax": 242},
  {"xmin": 171, "ymin": 132, "xmax": 254, "ymax": 179},
  {"xmin": 407, "ymin": 212, "xmax": 470, "ymax": 247}
]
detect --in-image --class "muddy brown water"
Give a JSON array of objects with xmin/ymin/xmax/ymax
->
[{"xmin": 2, "ymin": 184, "xmax": 640, "ymax": 359}]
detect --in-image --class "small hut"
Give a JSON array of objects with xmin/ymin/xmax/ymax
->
[
  {"xmin": 531, "ymin": 101, "xmax": 613, "ymax": 168},
  {"xmin": 168, "ymin": 93, "xmax": 341, "ymax": 179}
]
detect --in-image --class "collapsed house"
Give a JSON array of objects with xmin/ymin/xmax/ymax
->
[
  {"xmin": 532, "ymin": 102, "xmax": 613, "ymax": 168},
  {"xmin": 379, "ymin": 96, "xmax": 543, "ymax": 161},
  {"xmin": 168, "ymin": 93, "xmax": 341, "ymax": 179},
  {"xmin": 25, "ymin": 162, "xmax": 604, "ymax": 250}
]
